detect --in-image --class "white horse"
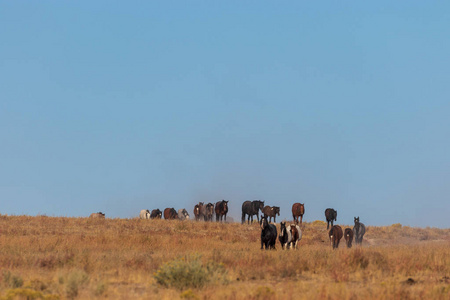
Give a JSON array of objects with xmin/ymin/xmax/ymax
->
[
  {"xmin": 178, "ymin": 208, "xmax": 190, "ymax": 220},
  {"xmin": 139, "ymin": 209, "xmax": 151, "ymax": 219}
]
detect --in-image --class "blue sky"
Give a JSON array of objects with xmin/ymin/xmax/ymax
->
[{"xmin": 1, "ymin": 2, "xmax": 449, "ymax": 227}]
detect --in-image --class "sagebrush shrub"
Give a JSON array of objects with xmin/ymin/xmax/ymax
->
[{"xmin": 154, "ymin": 254, "xmax": 227, "ymax": 290}]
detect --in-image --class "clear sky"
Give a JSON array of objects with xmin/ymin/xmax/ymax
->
[{"xmin": 1, "ymin": 2, "xmax": 449, "ymax": 228}]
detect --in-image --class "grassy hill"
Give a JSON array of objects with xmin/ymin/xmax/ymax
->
[{"xmin": 0, "ymin": 215, "xmax": 449, "ymax": 299}]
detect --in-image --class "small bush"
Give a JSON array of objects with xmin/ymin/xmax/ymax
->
[
  {"xmin": 180, "ymin": 289, "xmax": 199, "ymax": 299},
  {"xmin": 254, "ymin": 286, "xmax": 275, "ymax": 300},
  {"xmin": 65, "ymin": 270, "xmax": 89, "ymax": 299},
  {"xmin": 2, "ymin": 271, "xmax": 24, "ymax": 288},
  {"xmin": 154, "ymin": 254, "xmax": 228, "ymax": 290}
]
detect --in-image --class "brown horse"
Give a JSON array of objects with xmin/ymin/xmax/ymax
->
[
  {"xmin": 329, "ymin": 225, "xmax": 343, "ymax": 249},
  {"xmin": 90, "ymin": 212, "xmax": 105, "ymax": 219},
  {"xmin": 215, "ymin": 200, "xmax": 228, "ymax": 222},
  {"xmin": 344, "ymin": 228, "xmax": 353, "ymax": 248},
  {"xmin": 194, "ymin": 202, "xmax": 204, "ymax": 221},
  {"xmin": 262, "ymin": 206, "xmax": 280, "ymax": 223},
  {"xmin": 204, "ymin": 203, "xmax": 214, "ymax": 221},
  {"xmin": 164, "ymin": 208, "xmax": 178, "ymax": 220},
  {"xmin": 292, "ymin": 203, "xmax": 305, "ymax": 225}
]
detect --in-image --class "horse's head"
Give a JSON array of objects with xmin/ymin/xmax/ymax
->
[
  {"xmin": 335, "ymin": 210, "xmax": 338, "ymax": 221},
  {"xmin": 354, "ymin": 216, "xmax": 360, "ymax": 225},
  {"xmin": 274, "ymin": 206, "xmax": 280, "ymax": 216},
  {"xmin": 260, "ymin": 215, "xmax": 268, "ymax": 230},
  {"xmin": 222, "ymin": 200, "xmax": 228, "ymax": 211},
  {"xmin": 279, "ymin": 222, "xmax": 286, "ymax": 236}
]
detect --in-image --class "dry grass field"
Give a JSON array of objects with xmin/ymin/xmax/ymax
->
[{"xmin": 0, "ymin": 215, "xmax": 449, "ymax": 299}]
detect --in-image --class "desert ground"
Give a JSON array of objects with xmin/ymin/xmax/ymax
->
[{"xmin": 0, "ymin": 215, "xmax": 449, "ymax": 299}]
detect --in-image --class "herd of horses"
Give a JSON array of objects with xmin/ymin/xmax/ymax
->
[{"xmin": 89, "ymin": 200, "xmax": 366, "ymax": 250}]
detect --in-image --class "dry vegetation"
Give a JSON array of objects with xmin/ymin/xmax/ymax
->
[{"xmin": 0, "ymin": 215, "xmax": 449, "ymax": 299}]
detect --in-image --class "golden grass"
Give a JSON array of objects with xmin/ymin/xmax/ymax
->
[{"xmin": 0, "ymin": 215, "xmax": 449, "ymax": 299}]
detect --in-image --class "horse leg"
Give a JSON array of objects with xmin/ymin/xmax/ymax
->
[
  {"xmin": 300, "ymin": 215, "xmax": 303, "ymax": 225},
  {"xmin": 224, "ymin": 213, "xmax": 227, "ymax": 222}
]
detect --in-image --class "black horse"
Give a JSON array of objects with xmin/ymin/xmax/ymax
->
[
  {"xmin": 325, "ymin": 208, "xmax": 337, "ymax": 229},
  {"xmin": 353, "ymin": 217, "xmax": 366, "ymax": 245},
  {"xmin": 242, "ymin": 200, "xmax": 265, "ymax": 224},
  {"xmin": 260, "ymin": 215, "xmax": 277, "ymax": 250}
]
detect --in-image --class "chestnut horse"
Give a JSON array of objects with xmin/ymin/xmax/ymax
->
[
  {"xmin": 344, "ymin": 228, "xmax": 353, "ymax": 248},
  {"xmin": 292, "ymin": 203, "xmax": 305, "ymax": 225},
  {"xmin": 163, "ymin": 208, "xmax": 178, "ymax": 220},
  {"xmin": 329, "ymin": 225, "xmax": 343, "ymax": 249}
]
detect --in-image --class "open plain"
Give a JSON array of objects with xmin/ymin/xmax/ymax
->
[{"xmin": 0, "ymin": 215, "xmax": 449, "ymax": 299}]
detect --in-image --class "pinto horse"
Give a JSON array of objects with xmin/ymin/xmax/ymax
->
[
  {"xmin": 163, "ymin": 208, "xmax": 178, "ymax": 220},
  {"xmin": 260, "ymin": 216, "xmax": 277, "ymax": 250},
  {"xmin": 289, "ymin": 224, "xmax": 302, "ymax": 249},
  {"xmin": 292, "ymin": 203, "xmax": 305, "ymax": 225},
  {"xmin": 278, "ymin": 222, "xmax": 292, "ymax": 250},
  {"xmin": 150, "ymin": 209, "xmax": 162, "ymax": 219},
  {"xmin": 353, "ymin": 217, "xmax": 366, "ymax": 245},
  {"xmin": 215, "ymin": 200, "xmax": 228, "ymax": 222},
  {"xmin": 329, "ymin": 225, "xmax": 343, "ymax": 249},
  {"xmin": 262, "ymin": 206, "xmax": 280, "ymax": 223},
  {"xmin": 242, "ymin": 200, "xmax": 265, "ymax": 224},
  {"xmin": 325, "ymin": 208, "xmax": 337, "ymax": 229},
  {"xmin": 344, "ymin": 228, "xmax": 353, "ymax": 248}
]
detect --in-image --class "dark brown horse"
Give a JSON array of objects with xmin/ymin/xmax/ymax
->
[
  {"xmin": 262, "ymin": 206, "xmax": 280, "ymax": 223},
  {"xmin": 242, "ymin": 200, "xmax": 264, "ymax": 224},
  {"xmin": 193, "ymin": 202, "xmax": 204, "ymax": 221},
  {"xmin": 325, "ymin": 208, "xmax": 337, "ymax": 229},
  {"xmin": 353, "ymin": 217, "xmax": 366, "ymax": 245},
  {"xmin": 164, "ymin": 208, "xmax": 178, "ymax": 220},
  {"xmin": 292, "ymin": 203, "xmax": 305, "ymax": 224},
  {"xmin": 204, "ymin": 203, "xmax": 214, "ymax": 221},
  {"xmin": 215, "ymin": 200, "xmax": 228, "ymax": 222},
  {"xmin": 344, "ymin": 228, "xmax": 353, "ymax": 248},
  {"xmin": 329, "ymin": 225, "xmax": 343, "ymax": 249},
  {"xmin": 150, "ymin": 209, "xmax": 162, "ymax": 219}
]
